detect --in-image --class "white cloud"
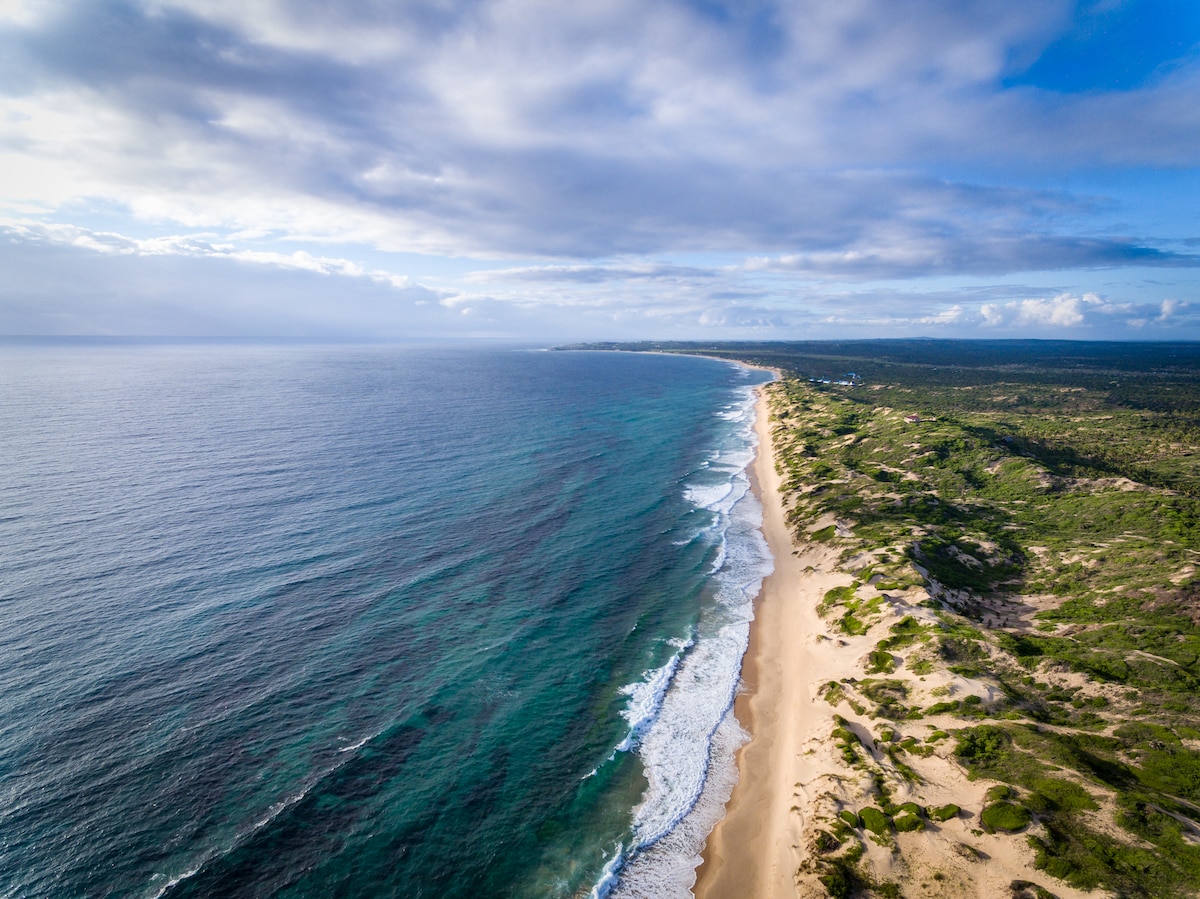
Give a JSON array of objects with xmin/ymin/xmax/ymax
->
[
  {"xmin": 980, "ymin": 293, "xmax": 1091, "ymax": 327},
  {"xmin": 1022, "ymin": 293, "xmax": 1089, "ymax": 326},
  {"xmin": 1, "ymin": 219, "xmax": 432, "ymax": 292},
  {"xmin": 7, "ymin": 215, "xmax": 1197, "ymax": 340},
  {"xmin": 820, "ymin": 304, "xmax": 967, "ymax": 329},
  {"xmin": 1, "ymin": 1, "xmax": 1199, "ymax": 337},
  {"xmin": 977, "ymin": 292, "xmax": 1196, "ymax": 332},
  {"xmin": 979, "ymin": 303, "xmax": 1006, "ymax": 327},
  {"xmin": 0, "ymin": 0, "xmax": 45, "ymax": 24},
  {"xmin": 466, "ymin": 261, "xmax": 717, "ymax": 283},
  {"xmin": 2, "ymin": 0, "xmax": 1198, "ymax": 263}
]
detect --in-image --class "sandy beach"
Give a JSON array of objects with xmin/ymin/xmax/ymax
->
[
  {"xmin": 693, "ymin": 382, "xmax": 1098, "ymax": 899},
  {"xmin": 693, "ymin": 382, "xmax": 850, "ymax": 899}
]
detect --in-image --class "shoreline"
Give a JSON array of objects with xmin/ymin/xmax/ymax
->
[
  {"xmin": 693, "ymin": 383, "xmax": 851, "ymax": 898},
  {"xmin": 691, "ymin": 380, "xmax": 1100, "ymax": 899}
]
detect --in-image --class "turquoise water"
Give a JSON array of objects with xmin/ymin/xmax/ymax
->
[{"xmin": 0, "ymin": 342, "xmax": 772, "ymax": 898}]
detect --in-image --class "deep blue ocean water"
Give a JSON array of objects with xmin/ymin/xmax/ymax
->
[{"xmin": 0, "ymin": 342, "xmax": 772, "ymax": 898}]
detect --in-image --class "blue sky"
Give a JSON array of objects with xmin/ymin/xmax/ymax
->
[{"xmin": 1, "ymin": 0, "xmax": 1198, "ymax": 339}]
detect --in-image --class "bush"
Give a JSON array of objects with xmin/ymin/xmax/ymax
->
[
  {"xmin": 929, "ymin": 803, "xmax": 960, "ymax": 822},
  {"xmin": 986, "ymin": 784, "xmax": 1016, "ymax": 802},
  {"xmin": 838, "ymin": 611, "xmax": 868, "ymax": 636},
  {"xmin": 956, "ymin": 725, "xmax": 1009, "ymax": 762},
  {"xmin": 818, "ymin": 862, "xmax": 853, "ymax": 899},
  {"xmin": 859, "ymin": 807, "xmax": 889, "ymax": 835},
  {"xmin": 860, "ymin": 679, "xmax": 911, "ymax": 719},
  {"xmin": 1027, "ymin": 778, "xmax": 1097, "ymax": 814},
  {"xmin": 838, "ymin": 809, "xmax": 861, "ymax": 828},
  {"xmin": 832, "ymin": 722, "xmax": 862, "ymax": 766},
  {"xmin": 981, "ymin": 801, "xmax": 1031, "ymax": 833},
  {"xmin": 894, "ymin": 813, "xmax": 925, "ymax": 832},
  {"xmin": 823, "ymin": 584, "xmax": 857, "ymax": 605},
  {"xmin": 1009, "ymin": 881, "xmax": 1056, "ymax": 899},
  {"xmin": 813, "ymin": 830, "xmax": 840, "ymax": 853},
  {"xmin": 998, "ymin": 633, "xmax": 1045, "ymax": 660},
  {"xmin": 954, "ymin": 725, "xmax": 1048, "ymax": 782},
  {"xmin": 867, "ymin": 650, "xmax": 896, "ymax": 674}
]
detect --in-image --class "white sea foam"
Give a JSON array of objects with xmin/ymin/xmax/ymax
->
[
  {"xmin": 587, "ymin": 843, "xmax": 626, "ymax": 899},
  {"xmin": 707, "ymin": 540, "xmax": 726, "ymax": 576},
  {"xmin": 614, "ymin": 711, "xmax": 747, "ymax": 899},
  {"xmin": 586, "ymin": 638, "xmax": 694, "ymax": 781},
  {"xmin": 337, "ymin": 728, "xmax": 382, "ymax": 753},
  {"xmin": 682, "ymin": 481, "xmax": 733, "ymax": 512},
  {"xmin": 616, "ymin": 638, "xmax": 693, "ymax": 754},
  {"xmin": 592, "ymin": 381, "xmax": 774, "ymax": 899}
]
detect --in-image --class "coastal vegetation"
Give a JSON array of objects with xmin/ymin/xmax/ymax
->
[
  {"xmin": 759, "ymin": 340, "xmax": 1200, "ymax": 897},
  {"xmin": 574, "ymin": 340, "xmax": 1200, "ymax": 898}
]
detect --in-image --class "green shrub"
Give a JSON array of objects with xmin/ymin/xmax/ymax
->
[
  {"xmin": 954, "ymin": 725, "xmax": 1047, "ymax": 782},
  {"xmin": 817, "ymin": 855, "xmax": 868, "ymax": 899},
  {"xmin": 981, "ymin": 801, "xmax": 1031, "ymax": 833},
  {"xmin": 998, "ymin": 633, "xmax": 1045, "ymax": 660},
  {"xmin": 859, "ymin": 807, "xmax": 889, "ymax": 835},
  {"xmin": 1027, "ymin": 778, "xmax": 1098, "ymax": 814},
  {"xmin": 878, "ymin": 616, "xmax": 926, "ymax": 650},
  {"xmin": 832, "ymin": 721, "xmax": 862, "ymax": 766},
  {"xmin": 819, "ymin": 869, "xmax": 850, "ymax": 899},
  {"xmin": 838, "ymin": 809, "xmax": 861, "ymax": 828},
  {"xmin": 838, "ymin": 610, "xmax": 868, "ymax": 636},
  {"xmin": 867, "ymin": 650, "xmax": 896, "ymax": 674},
  {"xmin": 860, "ymin": 679, "xmax": 911, "ymax": 719},
  {"xmin": 1009, "ymin": 881, "xmax": 1056, "ymax": 899},
  {"xmin": 813, "ymin": 830, "xmax": 840, "ymax": 853},
  {"xmin": 1135, "ymin": 747, "xmax": 1200, "ymax": 802},
  {"xmin": 894, "ymin": 813, "xmax": 924, "ymax": 832},
  {"xmin": 822, "ymin": 585, "xmax": 856, "ymax": 605},
  {"xmin": 929, "ymin": 803, "xmax": 960, "ymax": 822},
  {"xmin": 986, "ymin": 784, "xmax": 1016, "ymax": 802}
]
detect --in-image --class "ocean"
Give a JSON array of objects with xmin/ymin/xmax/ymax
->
[{"xmin": 0, "ymin": 342, "xmax": 773, "ymax": 898}]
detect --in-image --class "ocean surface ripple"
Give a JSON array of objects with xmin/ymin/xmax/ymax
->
[{"xmin": 0, "ymin": 342, "xmax": 771, "ymax": 898}]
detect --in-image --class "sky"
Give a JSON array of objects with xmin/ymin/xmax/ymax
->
[{"xmin": 1, "ymin": 0, "xmax": 1199, "ymax": 340}]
